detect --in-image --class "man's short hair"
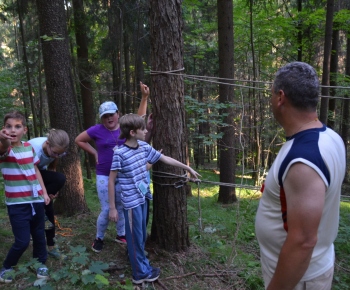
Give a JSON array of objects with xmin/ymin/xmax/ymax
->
[
  {"xmin": 119, "ymin": 114, "xmax": 146, "ymax": 140},
  {"xmin": 273, "ymin": 62, "xmax": 319, "ymax": 111}
]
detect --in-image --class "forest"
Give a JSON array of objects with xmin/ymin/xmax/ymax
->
[{"xmin": 0, "ymin": 0, "xmax": 350, "ymax": 289}]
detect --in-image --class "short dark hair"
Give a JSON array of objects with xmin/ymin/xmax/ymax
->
[
  {"xmin": 3, "ymin": 111, "xmax": 27, "ymax": 126},
  {"xmin": 119, "ymin": 114, "xmax": 146, "ymax": 139},
  {"xmin": 273, "ymin": 62, "xmax": 319, "ymax": 111}
]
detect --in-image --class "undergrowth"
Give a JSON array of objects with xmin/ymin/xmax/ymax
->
[{"xmin": 0, "ymin": 170, "xmax": 349, "ymax": 289}]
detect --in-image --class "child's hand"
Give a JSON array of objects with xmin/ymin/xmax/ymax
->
[
  {"xmin": 109, "ymin": 208, "xmax": 119, "ymax": 222},
  {"xmin": 43, "ymin": 193, "xmax": 51, "ymax": 205},
  {"xmin": 140, "ymin": 82, "xmax": 150, "ymax": 97},
  {"xmin": 0, "ymin": 129, "xmax": 13, "ymax": 142},
  {"xmin": 188, "ymin": 168, "xmax": 201, "ymax": 180}
]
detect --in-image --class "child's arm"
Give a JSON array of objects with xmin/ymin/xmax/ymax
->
[
  {"xmin": 159, "ymin": 155, "xmax": 201, "ymax": 179},
  {"xmin": 75, "ymin": 131, "xmax": 98, "ymax": 164},
  {"xmin": 137, "ymin": 82, "xmax": 149, "ymax": 116},
  {"xmin": 35, "ymin": 165, "xmax": 50, "ymax": 205},
  {"xmin": 108, "ymin": 170, "xmax": 119, "ymax": 222},
  {"xmin": 0, "ymin": 128, "xmax": 12, "ymax": 155}
]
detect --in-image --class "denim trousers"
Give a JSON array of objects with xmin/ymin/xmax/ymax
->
[{"xmin": 3, "ymin": 202, "xmax": 47, "ymax": 269}]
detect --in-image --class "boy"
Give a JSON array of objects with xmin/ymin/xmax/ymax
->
[
  {"xmin": 0, "ymin": 111, "xmax": 50, "ymax": 283},
  {"xmin": 108, "ymin": 114, "xmax": 200, "ymax": 284}
]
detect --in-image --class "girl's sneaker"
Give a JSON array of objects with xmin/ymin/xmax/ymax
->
[
  {"xmin": 48, "ymin": 247, "xmax": 66, "ymax": 260},
  {"xmin": 115, "ymin": 235, "xmax": 127, "ymax": 244}
]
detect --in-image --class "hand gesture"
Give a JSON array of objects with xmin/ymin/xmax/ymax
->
[
  {"xmin": 0, "ymin": 128, "xmax": 13, "ymax": 142},
  {"xmin": 140, "ymin": 82, "xmax": 150, "ymax": 98}
]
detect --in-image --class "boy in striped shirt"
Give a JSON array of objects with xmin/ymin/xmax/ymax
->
[
  {"xmin": 108, "ymin": 114, "xmax": 200, "ymax": 284},
  {"xmin": 0, "ymin": 111, "xmax": 50, "ymax": 283}
]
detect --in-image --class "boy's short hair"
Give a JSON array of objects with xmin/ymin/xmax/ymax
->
[
  {"xmin": 3, "ymin": 111, "xmax": 27, "ymax": 126},
  {"xmin": 119, "ymin": 114, "xmax": 146, "ymax": 139}
]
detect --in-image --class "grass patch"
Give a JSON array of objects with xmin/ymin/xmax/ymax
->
[{"xmin": 0, "ymin": 170, "xmax": 349, "ymax": 289}]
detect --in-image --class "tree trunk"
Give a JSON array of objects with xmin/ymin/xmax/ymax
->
[
  {"xmin": 36, "ymin": 0, "xmax": 88, "ymax": 216},
  {"xmin": 18, "ymin": 0, "xmax": 38, "ymax": 137},
  {"xmin": 217, "ymin": 0, "xmax": 237, "ymax": 203},
  {"xmin": 72, "ymin": 0, "xmax": 96, "ymax": 172},
  {"xmin": 341, "ymin": 35, "xmax": 350, "ymax": 182},
  {"xmin": 319, "ymin": 0, "xmax": 334, "ymax": 124},
  {"xmin": 149, "ymin": 0, "xmax": 190, "ymax": 251},
  {"xmin": 327, "ymin": 0, "xmax": 339, "ymax": 130}
]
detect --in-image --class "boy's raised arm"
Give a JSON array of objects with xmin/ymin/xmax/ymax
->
[{"xmin": 108, "ymin": 170, "xmax": 119, "ymax": 222}]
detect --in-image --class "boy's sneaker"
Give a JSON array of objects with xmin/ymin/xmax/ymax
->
[
  {"xmin": 92, "ymin": 238, "xmax": 103, "ymax": 252},
  {"xmin": 0, "ymin": 268, "xmax": 13, "ymax": 283},
  {"xmin": 132, "ymin": 267, "xmax": 160, "ymax": 284},
  {"xmin": 36, "ymin": 265, "xmax": 49, "ymax": 279},
  {"xmin": 48, "ymin": 247, "xmax": 66, "ymax": 260},
  {"xmin": 115, "ymin": 235, "xmax": 127, "ymax": 244}
]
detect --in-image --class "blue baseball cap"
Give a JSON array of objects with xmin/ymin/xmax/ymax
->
[{"xmin": 99, "ymin": 101, "xmax": 118, "ymax": 118}]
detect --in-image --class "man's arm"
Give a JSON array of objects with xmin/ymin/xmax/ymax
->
[
  {"xmin": 108, "ymin": 170, "xmax": 119, "ymax": 222},
  {"xmin": 267, "ymin": 162, "xmax": 326, "ymax": 290}
]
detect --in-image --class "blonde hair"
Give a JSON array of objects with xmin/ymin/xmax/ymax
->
[{"xmin": 47, "ymin": 129, "xmax": 69, "ymax": 149}]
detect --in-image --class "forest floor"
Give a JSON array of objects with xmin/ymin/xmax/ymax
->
[{"xmin": 0, "ymin": 170, "xmax": 349, "ymax": 289}]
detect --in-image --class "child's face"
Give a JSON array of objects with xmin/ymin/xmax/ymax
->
[
  {"xmin": 3, "ymin": 118, "xmax": 27, "ymax": 146},
  {"xmin": 101, "ymin": 112, "xmax": 119, "ymax": 130},
  {"xmin": 134, "ymin": 128, "xmax": 148, "ymax": 141}
]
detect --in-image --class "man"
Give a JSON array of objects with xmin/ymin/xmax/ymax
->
[{"xmin": 255, "ymin": 62, "xmax": 346, "ymax": 290}]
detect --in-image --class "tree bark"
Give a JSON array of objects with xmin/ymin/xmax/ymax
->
[
  {"xmin": 217, "ymin": 0, "xmax": 237, "ymax": 203},
  {"xmin": 319, "ymin": 0, "xmax": 334, "ymax": 124},
  {"xmin": 36, "ymin": 0, "xmax": 88, "ymax": 216},
  {"xmin": 149, "ymin": 0, "xmax": 190, "ymax": 251}
]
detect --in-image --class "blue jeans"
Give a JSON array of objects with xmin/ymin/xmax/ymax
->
[
  {"xmin": 124, "ymin": 202, "xmax": 153, "ymax": 280},
  {"xmin": 3, "ymin": 203, "xmax": 47, "ymax": 269}
]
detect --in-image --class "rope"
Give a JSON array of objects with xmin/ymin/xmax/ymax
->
[
  {"xmin": 54, "ymin": 216, "xmax": 74, "ymax": 237},
  {"xmin": 152, "ymin": 170, "xmax": 260, "ymax": 190}
]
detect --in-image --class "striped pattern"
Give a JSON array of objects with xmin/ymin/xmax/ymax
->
[
  {"xmin": 0, "ymin": 142, "xmax": 44, "ymax": 205},
  {"xmin": 111, "ymin": 141, "xmax": 161, "ymax": 210}
]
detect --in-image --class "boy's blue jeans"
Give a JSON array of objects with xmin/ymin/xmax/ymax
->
[
  {"xmin": 124, "ymin": 202, "xmax": 153, "ymax": 280},
  {"xmin": 3, "ymin": 202, "xmax": 47, "ymax": 269}
]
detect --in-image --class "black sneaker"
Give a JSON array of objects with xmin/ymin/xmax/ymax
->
[
  {"xmin": 132, "ymin": 267, "xmax": 160, "ymax": 284},
  {"xmin": 91, "ymin": 238, "xmax": 103, "ymax": 252}
]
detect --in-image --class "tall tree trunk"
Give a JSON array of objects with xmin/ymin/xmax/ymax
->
[
  {"xmin": 149, "ymin": 0, "xmax": 189, "ymax": 251},
  {"xmin": 327, "ymin": 0, "xmax": 339, "ymax": 130},
  {"xmin": 319, "ymin": 0, "xmax": 334, "ymax": 124},
  {"xmin": 341, "ymin": 35, "xmax": 350, "ymax": 182},
  {"xmin": 297, "ymin": 0, "xmax": 302, "ymax": 61},
  {"xmin": 217, "ymin": 0, "xmax": 236, "ymax": 203},
  {"xmin": 36, "ymin": 0, "xmax": 88, "ymax": 216},
  {"xmin": 72, "ymin": 0, "xmax": 95, "ymax": 172},
  {"xmin": 18, "ymin": 0, "xmax": 38, "ymax": 137}
]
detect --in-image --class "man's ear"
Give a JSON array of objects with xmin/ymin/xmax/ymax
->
[{"xmin": 277, "ymin": 90, "xmax": 286, "ymax": 107}]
